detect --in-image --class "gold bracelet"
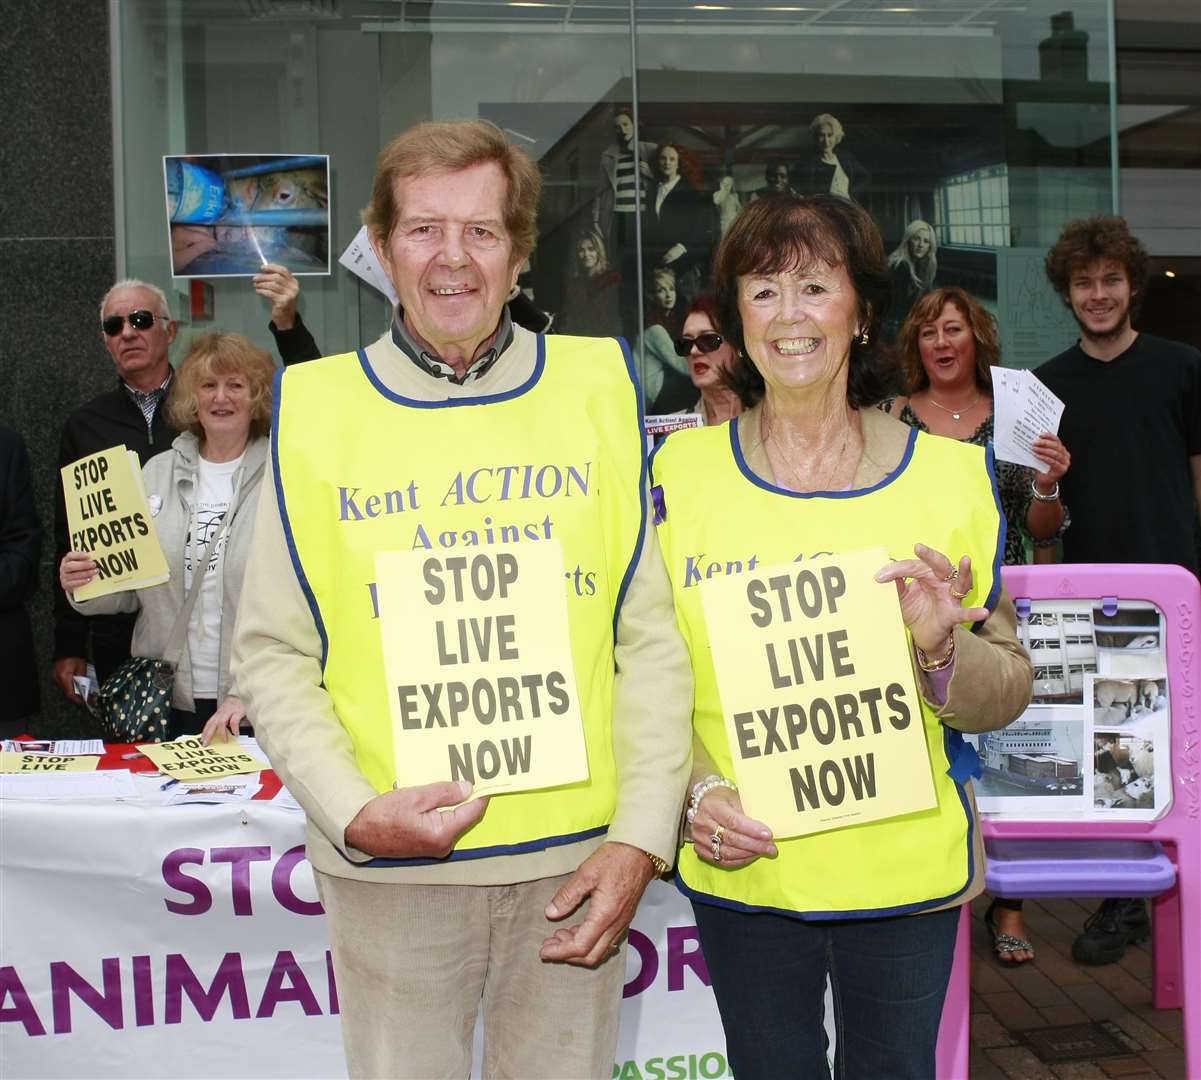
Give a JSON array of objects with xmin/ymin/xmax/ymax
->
[
  {"xmin": 645, "ymin": 851, "xmax": 670, "ymax": 876},
  {"xmin": 916, "ymin": 635, "xmax": 956, "ymax": 672}
]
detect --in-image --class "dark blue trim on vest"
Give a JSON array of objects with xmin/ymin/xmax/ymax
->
[
  {"xmin": 355, "ymin": 334, "xmax": 546, "ymax": 408},
  {"xmin": 729, "ymin": 416, "xmax": 919, "ymax": 498},
  {"xmin": 612, "ymin": 335, "xmax": 648, "ymax": 638},
  {"xmin": 982, "ymin": 442, "xmax": 1006, "ymax": 619},
  {"xmin": 942, "ymin": 721, "xmax": 977, "ymax": 902},
  {"xmin": 347, "ymin": 823, "xmax": 610, "ymax": 867},
  {"xmin": 271, "ymin": 366, "xmax": 330, "ymax": 669}
]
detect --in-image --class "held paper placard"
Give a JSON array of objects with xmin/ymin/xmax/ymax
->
[
  {"xmin": 61, "ymin": 446, "xmax": 169, "ymax": 601},
  {"xmin": 376, "ymin": 542, "xmax": 589, "ymax": 799},
  {"xmin": 700, "ymin": 547, "xmax": 936, "ymax": 838},
  {"xmin": 139, "ymin": 736, "xmax": 269, "ymax": 782}
]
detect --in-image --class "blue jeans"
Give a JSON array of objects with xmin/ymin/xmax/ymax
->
[{"xmin": 692, "ymin": 900, "xmax": 959, "ymax": 1080}]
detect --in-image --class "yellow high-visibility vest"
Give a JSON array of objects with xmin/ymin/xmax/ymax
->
[
  {"xmin": 652, "ymin": 418, "xmax": 1003, "ymax": 916},
  {"xmin": 273, "ymin": 336, "xmax": 646, "ymax": 862}
]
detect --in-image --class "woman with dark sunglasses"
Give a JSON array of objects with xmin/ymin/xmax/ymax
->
[{"xmin": 675, "ymin": 294, "xmax": 750, "ymax": 426}]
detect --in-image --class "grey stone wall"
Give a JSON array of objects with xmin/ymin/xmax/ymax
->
[{"xmin": 0, "ymin": 1, "xmax": 116, "ymax": 735}]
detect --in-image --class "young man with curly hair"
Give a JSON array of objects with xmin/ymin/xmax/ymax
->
[{"xmin": 1038, "ymin": 214, "xmax": 1201, "ymax": 965}]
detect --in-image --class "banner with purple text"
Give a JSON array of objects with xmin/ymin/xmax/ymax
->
[{"xmin": 0, "ymin": 797, "xmax": 728, "ymax": 1078}]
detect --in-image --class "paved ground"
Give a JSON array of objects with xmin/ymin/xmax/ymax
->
[{"xmin": 967, "ymin": 894, "xmax": 1187, "ymax": 1079}]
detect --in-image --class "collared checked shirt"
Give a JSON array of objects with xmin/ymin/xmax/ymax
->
[
  {"xmin": 123, "ymin": 372, "xmax": 173, "ymax": 434},
  {"xmin": 390, "ymin": 307, "xmax": 514, "ymax": 386}
]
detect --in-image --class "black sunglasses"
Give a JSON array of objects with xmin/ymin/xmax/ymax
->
[
  {"xmin": 101, "ymin": 309, "xmax": 165, "ymax": 336},
  {"xmin": 673, "ymin": 331, "xmax": 724, "ymax": 358}
]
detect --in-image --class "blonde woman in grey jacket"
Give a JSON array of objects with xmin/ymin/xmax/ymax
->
[{"xmin": 60, "ymin": 331, "xmax": 274, "ymax": 744}]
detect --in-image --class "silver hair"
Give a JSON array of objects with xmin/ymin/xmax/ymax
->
[
  {"xmin": 99, "ymin": 279, "xmax": 172, "ymax": 324},
  {"xmin": 808, "ymin": 113, "xmax": 845, "ymax": 143}
]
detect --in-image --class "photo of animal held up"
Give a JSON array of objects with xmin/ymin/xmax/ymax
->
[{"xmin": 163, "ymin": 153, "xmax": 330, "ymax": 277}]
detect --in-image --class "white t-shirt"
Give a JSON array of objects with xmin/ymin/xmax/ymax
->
[
  {"xmin": 185, "ymin": 453, "xmax": 243, "ymax": 698},
  {"xmin": 829, "ymin": 158, "xmax": 850, "ymax": 198}
]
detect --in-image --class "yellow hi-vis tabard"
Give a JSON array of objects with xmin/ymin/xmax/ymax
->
[
  {"xmin": 651, "ymin": 418, "xmax": 1003, "ymax": 917},
  {"xmin": 272, "ymin": 335, "xmax": 646, "ymax": 863}
]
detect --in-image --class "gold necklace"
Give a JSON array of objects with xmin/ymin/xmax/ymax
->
[{"xmin": 924, "ymin": 391, "xmax": 981, "ymax": 422}]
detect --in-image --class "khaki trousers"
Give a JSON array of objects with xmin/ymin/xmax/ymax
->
[{"xmin": 315, "ymin": 870, "xmax": 626, "ymax": 1079}]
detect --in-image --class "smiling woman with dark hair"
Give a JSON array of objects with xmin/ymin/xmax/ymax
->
[{"xmin": 650, "ymin": 194, "xmax": 1033, "ymax": 1079}]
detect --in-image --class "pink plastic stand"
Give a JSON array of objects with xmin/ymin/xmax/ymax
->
[{"xmin": 935, "ymin": 565, "xmax": 1201, "ymax": 1079}]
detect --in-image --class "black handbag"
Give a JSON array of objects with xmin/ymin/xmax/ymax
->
[{"xmin": 95, "ymin": 513, "xmax": 231, "ymax": 743}]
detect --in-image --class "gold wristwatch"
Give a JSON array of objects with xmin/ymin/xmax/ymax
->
[{"xmin": 645, "ymin": 851, "xmax": 670, "ymax": 876}]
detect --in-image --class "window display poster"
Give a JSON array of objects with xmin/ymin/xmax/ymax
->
[
  {"xmin": 489, "ymin": 93, "xmax": 1007, "ymax": 416},
  {"xmin": 163, "ymin": 154, "xmax": 330, "ymax": 278}
]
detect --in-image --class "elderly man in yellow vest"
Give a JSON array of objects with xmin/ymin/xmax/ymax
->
[{"xmin": 232, "ymin": 119, "xmax": 692, "ymax": 1079}]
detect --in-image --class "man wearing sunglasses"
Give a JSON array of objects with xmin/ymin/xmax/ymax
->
[{"xmin": 51, "ymin": 280, "xmax": 179, "ymax": 706}]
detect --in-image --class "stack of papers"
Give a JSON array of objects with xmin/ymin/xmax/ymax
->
[
  {"xmin": 0, "ymin": 771, "xmax": 138, "ymax": 800},
  {"xmin": 990, "ymin": 366, "xmax": 1064, "ymax": 471}
]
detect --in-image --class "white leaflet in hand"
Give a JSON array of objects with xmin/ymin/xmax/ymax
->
[
  {"xmin": 988, "ymin": 367, "xmax": 1023, "ymax": 464},
  {"xmin": 339, "ymin": 225, "xmax": 398, "ymax": 306},
  {"xmin": 990, "ymin": 366, "xmax": 1064, "ymax": 471}
]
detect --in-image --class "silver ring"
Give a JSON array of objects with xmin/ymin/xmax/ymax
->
[{"xmin": 941, "ymin": 566, "xmax": 959, "ymax": 584}]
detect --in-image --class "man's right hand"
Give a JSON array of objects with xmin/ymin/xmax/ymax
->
[
  {"xmin": 52, "ymin": 657, "xmax": 88, "ymax": 703},
  {"xmin": 343, "ymin": 780, "xmax": 488, "ymax": 859}
]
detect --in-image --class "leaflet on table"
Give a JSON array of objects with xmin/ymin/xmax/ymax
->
[
  {"xmin": 700, "ymin": 547, "xmax": 936, "ymax": 838},
  {"xmin": 375, "ymin": 541, "xmax": 589, "ymax": 799},
  {"xmin": 1, "ymin": 739, "xmax": 104, "ymax": 755},
  {"xmin": 989, "ymin": 366, "xmax": 1064, "ymax": 471},
  {"xmin": 60, "ymin": 445, "xmax": 170, "ymax": 600},
  {"xmin": 0, "ymin": 770, "xmax": 138, "ymax": 800},
  {"xmin": 162, "ymin": 780, "xmax": 262, "ymax": 804},
  {"xmin": 138, "ymin": 735, "xmax": 270, "ymax": 781}
]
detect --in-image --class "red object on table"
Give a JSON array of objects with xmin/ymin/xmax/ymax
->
[{"xmin": 97, "ymin": 742, "xmax": 283, "ymax": 800}]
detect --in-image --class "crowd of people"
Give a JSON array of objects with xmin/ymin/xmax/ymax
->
[{"xmin": 3, "ymin": 115, "xmax": 1199, "ymax": 1079}]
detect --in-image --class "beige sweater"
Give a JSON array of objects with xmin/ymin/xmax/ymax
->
[
  {"xmin": 231, "ymin": 325, "xmax": 694, "ymax": 884},
  {"xmin": 686, "ymin": 403, "xmax": 1033, "ymax": 908}
]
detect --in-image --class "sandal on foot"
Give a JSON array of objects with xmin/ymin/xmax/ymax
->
[{"xmin": 985, "ymin": 900, "xmax": 1034, "ymax": 965}]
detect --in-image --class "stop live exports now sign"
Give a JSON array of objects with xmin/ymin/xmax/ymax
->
[
  {"xmin": 375, "ymin": 541, "xmax": 589, "ymax": 798},
  {"xmin": 700, "ymin": 547, "xmax": 936, "ymax": 838},
  {"xmin": 61, "ymin": 445, "xmax": 169, "ymax": 600}
]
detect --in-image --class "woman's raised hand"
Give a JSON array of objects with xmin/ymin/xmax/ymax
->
[{"xmin": 874, "ymin": 544, "xmax": 991, "ymax": 655}]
